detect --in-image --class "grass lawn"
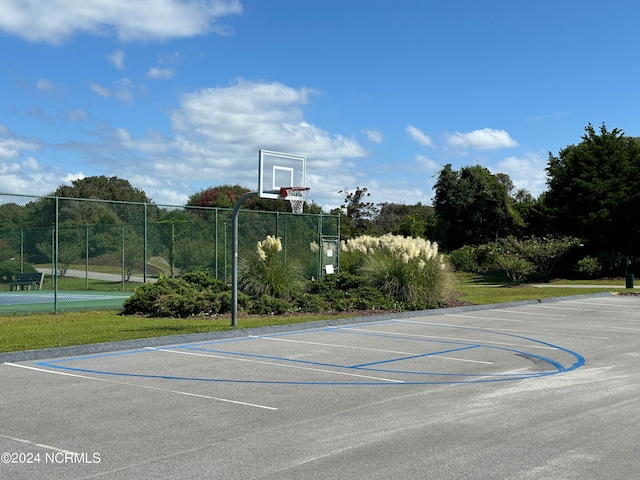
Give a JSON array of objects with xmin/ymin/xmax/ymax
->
[
  {"xmin": 0, "ymin": 272, "xmax": 628, "ymax": 353},
  {"xmin": 0, "ymin": 311, "xmax": 357, "ymax": 353},
  {"xmin": 453, "ymin": 272, "xmax": 622, "ymax": 305}
]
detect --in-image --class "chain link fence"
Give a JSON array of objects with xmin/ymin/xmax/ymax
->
[{"xmin": 0, "ymin": 193, "xmax": 339, "ymax": 314}]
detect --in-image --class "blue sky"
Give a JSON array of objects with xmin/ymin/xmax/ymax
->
[{"xmin": 1, "ymin": 0, "xmax": 640, "ymax": 210}]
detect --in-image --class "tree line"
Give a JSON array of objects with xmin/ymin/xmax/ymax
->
[
  {"xmin": 337, "ymin": 123, "xmax": 639, "ymax": 278},
  {"xmin": 1, "ymin": 123, "xmax": 637, "ymax": 280}
]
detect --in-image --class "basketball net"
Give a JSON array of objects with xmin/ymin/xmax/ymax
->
[{"xmin": 280, "ymin": 187, "xmax": 310, "ymax": 214}]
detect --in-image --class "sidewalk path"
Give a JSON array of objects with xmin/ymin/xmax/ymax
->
[{"xmin": 36, "ymin": 268, "xmax": 156, "ymax": 283}]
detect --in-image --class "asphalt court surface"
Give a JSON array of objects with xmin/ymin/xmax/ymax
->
[{"xmin": 2, "ymin": 294, "xmax": 640, "ymax": 479}]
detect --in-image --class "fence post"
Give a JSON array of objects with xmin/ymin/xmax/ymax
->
[
  {"xmin": 231, "ymin": 191, "xmax": 258, "ymax": 327},
  {"xmin": 54, "ymin": 197, "xmax": 59, "ymax": 314},
  {"xmin": 143, "ymin": 203, "xmax": 148, "ymax": 283},
  {"xmin": 85, "ymin": 225, "xmax": 89, "ymax": 289}
]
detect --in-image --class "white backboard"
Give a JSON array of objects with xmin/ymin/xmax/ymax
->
[{"xmin": 258, "ymin": 150, "xmax": 306, "ymax": 199}]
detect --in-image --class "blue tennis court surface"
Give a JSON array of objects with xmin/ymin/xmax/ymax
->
[
  {"xmin": 0, "ymin": 290, "xmax": 132, "ymax": 313},
  {"xmin": 0, "ymin": 291, "xmax": 131, "ymax": 305}
]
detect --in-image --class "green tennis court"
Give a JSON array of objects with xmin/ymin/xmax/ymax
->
[{"xmin": 0, "ymin": 291, "xmax": 132, "ymax": 313}]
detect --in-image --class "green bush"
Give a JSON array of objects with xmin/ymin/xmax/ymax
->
[
  {"xmin": 448, "ymin": 246, "xmax": 480, "ymax": 272},
  {"xmin": 575, "ymin": 256, "xmax": 602, "ymax": 279},
  {"xmin": 122, "ymin": 272, "xmax": 245, "ymax": 317},
  {"xmin": 291, "ymin": 292, "xmax": 327, "ymax": 313},
  {"xmin": 123, "ymin": 276, "xmax": 186, "ymax": 314},
  {"xmin": 151, "ymin": 291, "xmax": 205, "ymax": 317},
  {"xmin": 0, "ymin": 261, "xmax": 37, "ymax": 284},
  {"xmin": 595, "ymin": 251, "xmax": 623, "ymax": 276},
  {"xmin": 307, "ymin": 271, "xmax": 365, "ymax": 296},
  {"xmin": 248, "ymin": 295, "xmax": 292, "ymax": 315},
  {"xmin": 181, "ymin": 270, "xmax": 228, "ymax": 292},
  {"xmin": 304, "ymin": 272, "xmax": 400, "ymax": 311},
  {"xmin": 495, "ymin": 252, "xmax": 535, "ymax": 285}
]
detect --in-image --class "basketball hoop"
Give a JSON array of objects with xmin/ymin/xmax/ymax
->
[{"xmin": 279, "ymin": 186, "xmax": 310, "ymax": 214}]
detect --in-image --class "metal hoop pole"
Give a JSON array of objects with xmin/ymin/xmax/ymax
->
[{"xmin": 231, "ymin": 191, "xmax": 258, "ymax": 327}]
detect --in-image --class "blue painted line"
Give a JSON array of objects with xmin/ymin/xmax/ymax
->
[
  {"xmin": 329, "ymin": 326, "xmax": 480, "ymax": 347},
  {"xmin": 32, "ymin": 318, "xmax": 586, "ymax": 386},
  {"xmin": 334, "ymin": 321, "xmax": 586, "ymax": 373},
  {"xmin": 350, "ymin": 345, "xmax": 481, "ymax": 368},
  {"xmin": 31, "ymin": 361, "xmax": 561, "ymax": 386},
  {"xmin": 179, "ymin": 345, "xmax": 349, "ymax": 369}
]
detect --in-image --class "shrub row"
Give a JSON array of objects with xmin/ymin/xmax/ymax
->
[
  {"xmin": 448, "ymin": 238, "xmax": 629, "ymax": 283},
  {"xmin": 123, "ymin": 270, "xmax": 422, "ymax": 318}
]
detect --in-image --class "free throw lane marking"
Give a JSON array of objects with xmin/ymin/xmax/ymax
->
[{"xmin": 146, "ymin": 347, "xmax": 405, "ymax": 383}]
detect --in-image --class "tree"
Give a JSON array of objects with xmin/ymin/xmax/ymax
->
[
  {"xmin": 335, "ymin": 187, "xmax": 379, "ymax": 238},
  {"xmin": 500, "ymin": 235, "xmax": 579, "ymax": 282},
  {"xmin": 47, "ymin": 176, "xmax": 154, "ymax": 227},
  {"xmin": 187, "ymin": 184, "xmax": 306, "ymax": 213},
  {"xmin": 187, "ymin": 185, "xmax": 252, "ymax": 209},
  {"xmin": 433, "ymin": 164, "xmax": 519, "ymax": 250},
  {"xmin": 51, "ymin": 176, "xmax": 151, "ymax": 203},
  {"xmin": 545, "ymin": 123, "xmax": 640, "ymax": 256},
  {"xmin": 375, "ymin": 202, "xmax": 435, "ymax": 238}
]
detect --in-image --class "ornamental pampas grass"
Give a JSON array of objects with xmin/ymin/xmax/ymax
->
[{"xmin": 343, "ymin": 234, "xmax": 454, "ymax": 307}]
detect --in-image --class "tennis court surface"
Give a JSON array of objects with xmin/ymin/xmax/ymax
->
[
  {"xmin": 2, "ymin": 293, "xmax": 639, "ymax": 479},
  {"xmin": 0, "ymin": 291, "xmax": 131, "ymax": 313}
]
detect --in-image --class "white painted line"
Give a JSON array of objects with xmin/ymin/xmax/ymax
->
[
  {"xmin": 489, "ymin": 309, "xmax": 567, "ymax": 317},
  {"xmin": 440, "ymin": 313, "xmax": 527, "ymax": 323},
  {"xmin": 3, "ymin": 362, "xmax": 278, "ymax": 411},
  {"xmin": 562, "ymin": 300, "xmax": 636, "ymax": 307},
  {"xmin": 252, "ymin": 334, "xmax": 494, "ymax": 365},
  {"xmin": 479, "ymin": 327, "xmax": 609, "ymax": 340},
  {"xmin": 530, "ymin": 304, "xmax": 598, "ymax": 312},
  {"xmin": 397, "ymin": 319, "xmax": 609, "ymax": 340},
  {"xmin": 251, "ymin": 335, "xmax": 421, "ymax": 356},
  {"xmin": 0, "ymin": 433, "xmax": 79, "ymax": 454},
  {"xmin": 147, "ymin": 347, "xmax": 405, "ymax": 383},
  {"xmin": 344, "ymin": 326, "xmax": 557, "ymax": 351}
]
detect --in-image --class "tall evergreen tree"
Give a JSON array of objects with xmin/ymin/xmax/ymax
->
[
  {"xmin": 433, "ymin": 164, "xmax": 518, "ymax": 250},
  {"xmin": 545, "ymin": 123, "xmax": 640, "ymax": 255}
]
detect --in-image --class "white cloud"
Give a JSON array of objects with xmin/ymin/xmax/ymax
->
[
  {"xmin": 66, "ymin": 109, "xmax": 88, "ymax": 122},
  {"xmin": 3, "ymin": 78, "xmax": 372, "ymax": 208},
  {"xmin": 60, "ymin": 171, "xmax": 86, "ymax": 184},
  {"xmin": 496, "ymin": 152, "xmax": 547, "ymax": 197},
  {"xmin": 415, "ymin": 154, "xmax": 440, "ymax": 173},
  {"xmin": 362, "ymin": 129, "xmax": 384, "ymax": 144},
  {"xmin": 406, "ymin": 125, "xmax": 434, "ymax": 147},
  {"xmin": 0, "ymin": 157, "xmax": 68, "ymax": 197},
  {"xmin": 114, "ymin": 79, "xmax": 134, "ymax": 105},
  {"xmin": 108, "ymin": 49, "xmax": 125, "ymax": 70},
  {"xmin": 51, "ymin": 79, "xmax": 367, "ymax": 207},
  {"xmin": 89, "ymin": 79, "xmax": 135, "ymax": 104},
  {"xmin": 147, "ymin": 67, "xmax": 175, "ymax": 79},
  {"xmin": 89, "ymin": 82, "xmax": 111, "ymax": 98},
  {"xmin": 36, "ymin": 78, "xmax": 55, "ymax": 91},
  {"xmin": 165, "ymin": 79, "xmax": 367, "ymax": 205},
  {"xmin": 445, "ymin": 128, "xmax": 519, "ymax": 151},
  {"xmin": 0, "ymin": 0, "xmax": 243, "ymax": 44},
  {"xmin": 0, "ymin": 126, "xmax": 41, "ymax": 160}
]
